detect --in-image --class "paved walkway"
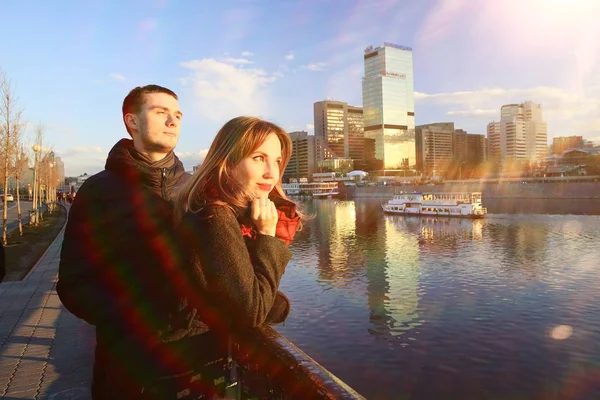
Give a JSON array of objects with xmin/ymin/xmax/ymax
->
[{"xmin": 0, "ymin": 219, "xmax": 95, "ymax": 399}]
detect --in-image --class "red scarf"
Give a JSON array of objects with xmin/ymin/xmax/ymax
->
[
  {"xmin": 204, "ymin": 181, "xmax": 300, "ymax": 246},
  {"xmin": 240, "ymin": 197, "xmax": 300, "ymax": 246}
]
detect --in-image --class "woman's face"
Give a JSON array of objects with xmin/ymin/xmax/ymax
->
[{"xmin": 232, "ymin": 133, "xmax": 283, "ymax": 199}]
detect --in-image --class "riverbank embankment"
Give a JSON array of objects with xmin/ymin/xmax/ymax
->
[{"xmin": 349, "ymin": 181, "xmax": 600, "ymax": 200}]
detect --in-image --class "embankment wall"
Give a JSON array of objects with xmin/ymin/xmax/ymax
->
[{"xmin": 349, "ymin": 182, "xmax": 600, "ymax": 199}]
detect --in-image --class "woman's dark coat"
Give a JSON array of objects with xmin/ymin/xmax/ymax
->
[{"xmin": 177, "ymin": 198, "xmax": 300, "ymax": 332}]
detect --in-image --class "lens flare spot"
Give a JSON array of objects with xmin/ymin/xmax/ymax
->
[{"xmin": 550, "ymin": 325, "xmax": 573, "ymax": 340}]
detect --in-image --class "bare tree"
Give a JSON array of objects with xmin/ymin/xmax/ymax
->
[
  {"xmin": 14, "ymin": 144, "xmax": 29, "ymax": 234},
  {"xmin": 0, "ymin": 69, "xmax": 25, "ymax": 245}
]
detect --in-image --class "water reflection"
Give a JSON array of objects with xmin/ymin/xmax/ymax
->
[
  {"xmin": 486, "ymin": 219, "xmax": 550, "ymax": 279},
  {"xmin": 378, "ymin": 216, "xmax": 421, "ymax": 336},
  {"xmin": 485, "ymin": 197, "xmax": 600, "ymax": 215},
  {"xmin": 386, "ymin": 215, "xmax": 484, "ymax": 250},
  {"xmin": 279, "ymin": 199, "xmax": 600, "ymax": 399},
  {"xmin": 311, "ymin": 200, "xmax": 366, "ymax": 287}
]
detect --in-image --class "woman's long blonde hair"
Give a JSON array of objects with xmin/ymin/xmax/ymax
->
[{"xmin": 174, "ymin": 116, "xmax": 297, "ymax": 222}]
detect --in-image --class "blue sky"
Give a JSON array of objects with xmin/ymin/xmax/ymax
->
[{"xmin": 1, "ymin": 0, "xmax": 599, "ymax": 176}]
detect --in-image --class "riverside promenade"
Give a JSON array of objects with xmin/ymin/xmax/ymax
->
[{"xmin": 0, "ymin": 221, "xmax": 94, "ymax": 399}]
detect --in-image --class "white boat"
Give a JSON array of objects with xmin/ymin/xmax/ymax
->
[
  {"xmin": 312, "ymin": 188, "xmax": 340, "ymax": 199},
  {"xmin": 382, "ymin": 192, "xmax": 487, "ymax": 218},
  {"xmin": 283, "ymin": 182, "xmax": 339, "ymax": 198}
]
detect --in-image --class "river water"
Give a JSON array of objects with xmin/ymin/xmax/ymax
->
[{"xmin": 276, "ymin": 198, "xmax": 600, "ymax": 399}]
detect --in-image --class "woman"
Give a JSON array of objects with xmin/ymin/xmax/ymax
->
[
  {"xmin": 175, "ymin": 116, "xmax": 301, "ymax": 331},
  {"xmin": 159, "ymin": 117, "xmax": 303, "ymax": 397}
]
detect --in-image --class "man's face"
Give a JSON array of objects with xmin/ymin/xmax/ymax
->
[{"xmin": 132, "ymin": 92, "xmax": 182, "ymax": 155}]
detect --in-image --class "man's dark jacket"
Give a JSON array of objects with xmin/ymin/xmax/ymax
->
[{"xmin": 57, "ymin": 139, "xmax": 206, "ymax": 396}]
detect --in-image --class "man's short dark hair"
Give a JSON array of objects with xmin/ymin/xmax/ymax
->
[{"xmin": 122, "ymin": 85, "xmax": 178, "ymax": 136}]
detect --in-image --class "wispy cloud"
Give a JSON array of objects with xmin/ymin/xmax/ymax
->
[
  {"xmin": 285, "ymin": 123, "xmax": 314, "ymax": 133},
  {"xmin": 285, "ymin": 125, "xmax": 301, "ymax": 132},
  {"xmin": 109, "ymin": 73, "xmax": 125, "ymax": 81},
  {"xmin": 297, "ymin": 62, "xmax": 327, "ymax": 72},
  {"xmin": 445, "ymin": 109, "xmax": 497, "ymax": 117},
  {"xmin": 179, "ymin": 58, "xmax": 281, "ymax": 122},
  {"xmin": 416, "ymin": 86, "xmax": 599, "ymax": 115},
  {"xmin": 60, "ymin": 146, "xmax": 106, "ymax": 176},
  {"xmin": 62, "ymin": 146, "xmax": 104, "ymax": 157},
  {"xmin": 241, "ymin": 51, "xmax": 254, "ymax": 57},
  {"xmin": 587, "ymin": 134, "xmax": 600, "ymax": 144},
  {"xmin": 63, "ymin": 156, "xmax": 106, "ymax": 176},
  {"xmin": 176, "ymin": 149, "xmax": 210, "ymax": 167},
  {"xmin": 285, "ymin": 51, "xmax": 294, "ymax": 61},
  {"xmin": 222, "ymin": 57, "xmax": 253, "ymax": 65}
]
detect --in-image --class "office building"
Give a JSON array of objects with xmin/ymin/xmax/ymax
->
[
  {"xmin": 415, "ymin": 123, "xmax": 454, "ymax": 176},
  {"xmin": 453, "ymin": 129, "xmax": 468, "ymax": 163},
  {"xmin": 283, "ymin": 131, "xmax": 316, "ymax": 183},
  {"xmin": 454, "ymin": 129, "xmax": 486, "ymax": 165},
  {"xmin": 362, "ymin": 42, "xmax": 415, "ymax": 169},
  {"xmin": 466, "ymin": 133, "xmax": 487, "ymax": 164},
  {"xmin": 54, "ymin": 156, "xmax": 65, "ymax": 185},
  {"xmin": 313, "ymin": 100, "xmax": 364, "ymax": 168},
  {"xmin": 552, "ymin": 136, "xmax": 584, "ymax": 154},
  {"xmin": 487, "ymin": 101, "xmax": 547, "ymax": 161}
]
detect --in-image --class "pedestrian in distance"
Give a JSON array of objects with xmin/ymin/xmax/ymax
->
[
  {"xmin": 0, "ymin": 240, "xmax": 5, "ymax": 283},
  {"xmin": 57, "ymin": 85, "xmax": 208, "ymax": 399}
]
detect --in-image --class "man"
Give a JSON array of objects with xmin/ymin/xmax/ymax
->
[{"xmin": 57, "ymin": 85, "xmax": 207, "ymax": 398}]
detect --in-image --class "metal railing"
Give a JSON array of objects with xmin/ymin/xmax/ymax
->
[{"xmin": 228, "ymin": 325, "xmax": 365, "ymax": 399}]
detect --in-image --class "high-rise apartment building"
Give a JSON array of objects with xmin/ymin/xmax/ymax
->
[
  {"xmin": 466, "ymin": 134, "xmax": 487, "ymax": 164},
  {"xmin": 487, "ymin": 101, "xmax": 547, "ymax": 161},
  {"xmin": 552, "ymin": 136, "xmax": 584, "ymax": 154},
  {"xmin": 362, "ymin": 42, "xmax": 415, "ymax": 169},
  {"xmin": 54, "ymin": 156, "xmax": 65, "ymax": 185},
  {"xmin": 415, "ymin": 123, "xmax": 454, "ymax": 176},
  {"xmin": 453, "ymin": 129, "xmax": 468, "ymax": 163},
  {"xmin": 283, "ymin": 131, "xmax": 316, "ymax": 183},
  {"xmin": 313, "ymin": 100, "xmax": 364, "ymax": 167},
  {"xmin": 347, "ymin": 106, "xmax": 364, "ymax": 161},
  {"xmin": 487, "ymin": 122, "xmax": 501, "ymax": 161},
  {"xmin": 453, "ymin": 129, "xmax": 486, "ymax": 165}
]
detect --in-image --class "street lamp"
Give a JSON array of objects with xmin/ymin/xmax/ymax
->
[
  {"xmin": 48, "ymin": 162, "xmax": 55, "ymax": 210},
  {"xmin": 31, "ymin": 144, "xmax": 41, "ymax": 225}
]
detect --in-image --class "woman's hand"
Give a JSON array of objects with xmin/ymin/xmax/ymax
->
[{"xmin": 251, "ymin": 197, "xmax": 278, "ymax": 236}]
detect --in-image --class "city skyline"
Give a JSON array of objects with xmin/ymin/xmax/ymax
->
[{"xmin": 1, "ymin": 0, "xmax": 599, "ymax": 176}]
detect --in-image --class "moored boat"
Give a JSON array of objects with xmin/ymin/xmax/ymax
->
[
  {"xmin": 312, "ymin": 188, "xmax": 340, "ymax": 199},
  {"xmin": 382, "ymin": 192, "xmax": 487, "ymax": 218},
  {"xmin": 283, "ymin": 182, "xmax": 340, "ymax": 198}
]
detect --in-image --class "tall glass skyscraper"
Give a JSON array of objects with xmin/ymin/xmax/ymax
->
[{"xmin": 362, "ymin": 43, "xmax": 416, "ymax": 169}]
